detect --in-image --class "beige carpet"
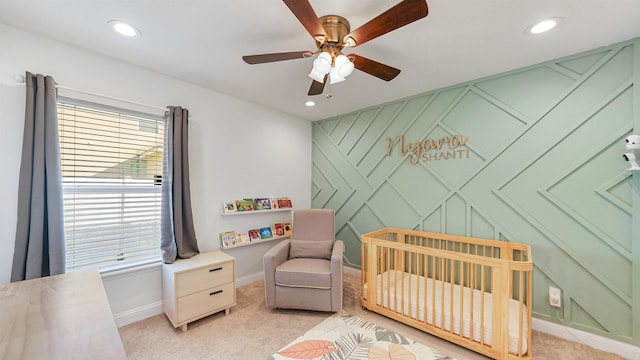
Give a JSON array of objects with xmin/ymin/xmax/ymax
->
[{"xmin": 119, "ymin": 274, "xmax": 627, "ymax": 360}]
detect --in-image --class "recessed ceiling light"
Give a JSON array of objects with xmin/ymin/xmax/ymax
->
[
  {"xmin": 109, "ymin": 20, "xmax": 140, "ymax": 37},
  {"xmin": 305, "ymin": 101, "xmax": 316, "ymax": 107},
  {"xmin": 527, "ymin": 18, "xmax": 561, "ymax": 35}
]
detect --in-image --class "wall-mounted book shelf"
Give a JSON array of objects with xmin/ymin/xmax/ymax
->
[
  {"xmin": 222, "ymin": 197, "xmax": 292, "ymax": 214},
  {"xmin": 221, "ymin": 208, "xmax": 292, "ymax": 216},
  {"xmin": 221, "ymin": 234, "xmax": 290, "ymax": 249},
  {"xmin": 219, "ymin": 198, "xmax": 293, "ymax": 249}
]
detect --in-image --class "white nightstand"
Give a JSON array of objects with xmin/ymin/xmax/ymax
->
[{"xmin": 162, "ymin": 251, "xmax": 236, "ymax": 331}]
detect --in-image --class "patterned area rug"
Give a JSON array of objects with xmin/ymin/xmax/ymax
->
[{"xmin": 269, "ymin": 312, "xmax": 457, "ymax": 360}]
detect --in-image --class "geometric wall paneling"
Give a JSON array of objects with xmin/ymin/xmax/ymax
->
[
  {"xmin": 469, "ymin": 206, "xmax": 497, "ymax": 240},
  {"xmin": 555, "ymin": 49, "xmax": 610, "ymax": 76},
  {"xmin": 312, "ymin": 38, "xmax": 639, "ymax": 344},
  {"xmin": 388, "ymin": 159, "xmax": 450, "ymax": 213},
  {"xmin": 444, "ymin": 193, "xmax": 467, "ymax": 235},
  {"xmin": 335, "ymin": 222, "xmax": 361, "ymax": 268},
  {"xmin": 311, "ymin": 148, "xmax": 351, "ymax": 210},
  {"xmin": 422, "ymin": 205, "xmax": 443, "ymax": 233},
  {"xmin": 474, "ymin": 66, "xmax": 576, "ymax": 120},
  {"xmin": 311, "ymin": 163, "xmax": 336, "ymax": 206},
  {"xmin": 569, "ymin": 299, "xmax": 613, "ymax": 334},
  {"xmin": 368, "ymin": 181, "xmax": 422, "ymax": 229},
  {"xmin": 596, "ymin": 171, "xmax": 633, "ymax": 221},
  {"xmin": 347, "ymin": 204, "xmax": 385, "ymax": 238}
]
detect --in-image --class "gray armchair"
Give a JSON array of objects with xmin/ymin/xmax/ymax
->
[{"xmin": 263, "ymin": 209, "xmax": 344, "ymax": 312}]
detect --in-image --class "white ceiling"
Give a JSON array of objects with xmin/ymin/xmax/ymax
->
[{"xmin": 1, "ymin": 0, "xmax": 639, "ymax": 121}]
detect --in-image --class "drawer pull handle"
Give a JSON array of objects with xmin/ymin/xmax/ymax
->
[
  {"xmin": 209, "ymin": 267, "xmax": 223, "ymax": 272},
  {"xmin": 209, "ymin": 290, "xmax": 223, "ymax": 296}
]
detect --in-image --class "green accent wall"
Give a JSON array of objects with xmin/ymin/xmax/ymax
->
[{"xmin": 312, "ymin": 38, "xmax": 640, "ymax": 345}]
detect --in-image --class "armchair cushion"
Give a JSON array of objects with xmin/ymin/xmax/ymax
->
[
  {"xmin": 275, "ymin": 258, "xmax": 331, "ymax": 289},
  {"xmin": 289, "ymin": 239, "xmax": 334, "ymax": 259}
]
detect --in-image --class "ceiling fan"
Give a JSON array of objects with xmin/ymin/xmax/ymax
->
[{"xmin": 242, "ymin": 0, "xmax": 429, "ymax": 96}]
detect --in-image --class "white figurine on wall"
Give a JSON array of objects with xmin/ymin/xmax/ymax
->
[
  {"xmin": 625, "ymin": 134, "xmax": 640, "ymax": 150},
  {"xmin": 624, "ymin": 134, "xmax": 640, "ymax": 171},
  {"xmin": 623, "ymin": 153, "xmax": 640, "ymax": 171}
]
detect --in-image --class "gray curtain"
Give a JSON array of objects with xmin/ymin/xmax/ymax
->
[
  {"xmin": 11, "ymin": 72, "xmax": 65, "ymax": 282},
  {"xmin": 161, "ymin": 106, "xmax": 199, "ymax": 263}
]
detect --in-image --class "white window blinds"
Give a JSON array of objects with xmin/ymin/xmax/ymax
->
[{"xmin": 58, "ymin": 98, "xmax": 165, "ymax": 272}]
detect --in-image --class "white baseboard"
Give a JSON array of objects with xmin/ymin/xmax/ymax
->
[
  {"xmin": 236, "ymin": 272, "xmax": 265, "ymax": 287},
  {"xmin": 114, "ymin": 300, "xmax": 163, "ymax": 328},
  {"xmin": 532, "ymin": 317, "xmax": 640, "ymax": 360}
]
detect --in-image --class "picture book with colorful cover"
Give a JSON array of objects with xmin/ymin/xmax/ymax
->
[
  {"xmin": 259, "ymin": 227, "xmax": 273, "ymax": 239},
  {"xmin": 277, "ymin": 197, "xmax": 292, "ymax": 208},
  {"xmin": 219, "ymin": 231, "xmax": 236, "ymax": 248},
  {"xmin": 222, "ymin": 201, "xmax": 237, "ymax": 213},
  {"xmin": 235, "ymin": 198, "xmax": 255, "ymax": 211},
  {"xmin": 255, "ymin": 198, "xmax": 271, "ymax": 210},
  {"xmin": 248, "ymin": 229, "xmax": 261, "ymax": 241},
  {"xmin": 237, "ymin": 233, "xmax": 251, "ymax": 244},
  {"xmin": 273, "ymin": 223, "xmax": 284, "ymax": 236},
  {"xmin": 270, "ymin": 197, "xmax": 280, "ymax": 209},
  {"xmin": 283, "ymin": 222, "xmax": 292, "ymax": 236}
]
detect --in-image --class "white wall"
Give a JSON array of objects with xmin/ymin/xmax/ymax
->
[{"xmin": 0, "ymin": 23, "xmax": 312, "ymax": 325}]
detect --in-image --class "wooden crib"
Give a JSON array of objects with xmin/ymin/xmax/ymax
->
[{"xmin": 361, "ymin": 228, "xmax": 533, "ymax": 359}]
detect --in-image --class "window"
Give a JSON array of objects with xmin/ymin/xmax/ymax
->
[{"xmin": 58, "ymin": 98, "xmax": 165, "ymax": 272}]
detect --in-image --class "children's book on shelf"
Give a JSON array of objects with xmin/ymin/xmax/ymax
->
[
  {"xmin": 237, "ymin": 233, "xmax": 251, "ymax": 244},
  {"xmin": 283, "ymin": 222, "xmax": 292, "ymax": 236},
  {"xmin": 277, "ymin": 197, "xmax": 292, "ymax": 208},
  {"xmin": 259, "ymin": 227, "xmax": 273, "ymax": 239},
  {"xmin": 235, "ymin": 198, "xmax": 255, "ymax": 211},
  {"xmin": 222, "ymin": 201, "xmax": 237, "ymax": 213},
  {"xmin": 255, "ymin": 198, "xmax": 271, "ymax": 210},
  {"xmin": 270, "ymin": 197, "xmax": 280, "ymax": 209},
  {"xmin": 273, "ymin": 223, "xmax": 284, "ymax": 237},
  {"xmin": 219, "ymin": 231, "xmax": 237, "ymax": 248},
  {"xmin": 248, "ymin": 229, "xmax": 261, "ymax": 242}
]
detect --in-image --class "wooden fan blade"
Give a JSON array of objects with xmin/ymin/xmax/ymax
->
[
  {"xmin": 283, "ymin": 0, "xmax": 327, "ymax": 40},
  {"xmin": 308, "ymin": 75, "xmax": 327, "ymax": 96},
  {"xmin": 242, "ymin": 51, "xmax": 313, "ymax": 64},
  {"xmin": 349, "ymin": 54, "xmax": 401, "ymax": 81},
  {"xmin": 345, "ymin": 0, "xmax": 428, "ymax": 47}
]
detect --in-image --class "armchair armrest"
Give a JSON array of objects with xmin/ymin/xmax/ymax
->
[
  {"xmin": 330, "ymin": 240, "xmax": 344, "ymax": 311},
  {"xmin": 263, "ymin": 239, "xmax": 291, "ymax": 308},
  {"xmin": 330, "ymin": 240, "xmax": 344, "ymax": 265}
]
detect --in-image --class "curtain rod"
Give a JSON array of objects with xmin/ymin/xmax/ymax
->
[{"xmin": 14, "ymin": 73, "xmax": 168, "ymax": 113}]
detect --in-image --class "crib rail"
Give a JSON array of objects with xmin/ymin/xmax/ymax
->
[{"xmin": 361, "ymin": 228, "xmax": 533, "ymax": 360}]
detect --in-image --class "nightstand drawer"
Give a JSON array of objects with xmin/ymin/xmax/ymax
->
[
  {"xmin": 175, "ymin": 260, "xmax": 233, "ymax": 297},
  {"xmin": 176, "ymin": 282, "xmax": 235, "ymax": 323}
]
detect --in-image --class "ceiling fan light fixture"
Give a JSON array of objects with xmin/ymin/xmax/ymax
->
[
  {"xmin": 334, "ymin": 54, "xmax": 354, "ymax": 78},
  {"xmin": 309, "ymin": 52, "xmax": 332, "ymax": 82},
  {"xmin": 308, "ymin": 67, "xmax": 326, "ymax": 83},
  {"xmin": 329, "ymin": 67, "xmax": 346, "ymax": 84},
  {"xmin": 313, "ymin": 52, "xmax": 332, "ymax": 73}
]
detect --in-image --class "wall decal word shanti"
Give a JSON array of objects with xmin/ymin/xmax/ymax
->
[{"xmin": 385, "ymin": 134, "xmax": 469, "ymax": 165}]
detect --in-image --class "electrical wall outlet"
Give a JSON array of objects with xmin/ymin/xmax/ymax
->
[{"xmin": 549, "ymin": 287, "xmax": 562, "ymax": 308}]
